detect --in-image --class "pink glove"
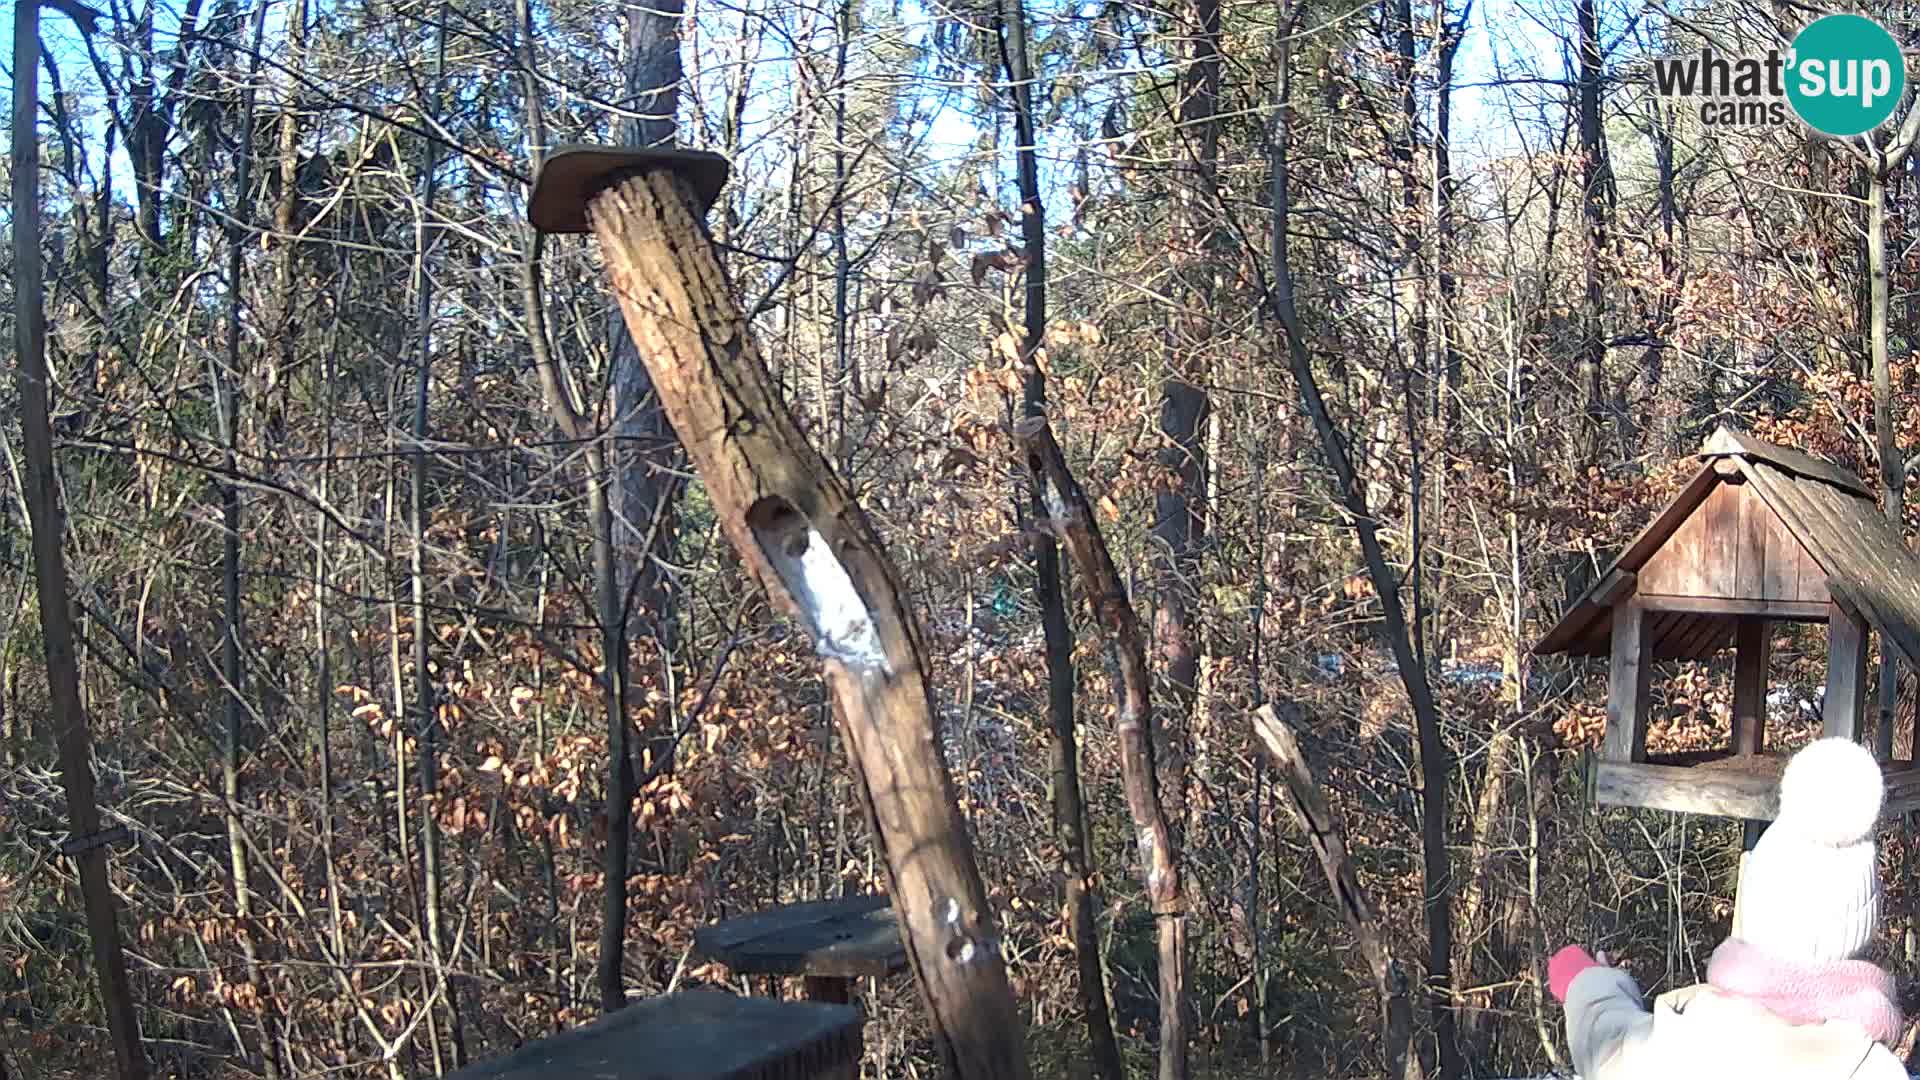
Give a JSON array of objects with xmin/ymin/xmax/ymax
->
[{"xmin": 1548, "ymin": 945, "xmax": 1600, "ymax": 1002}]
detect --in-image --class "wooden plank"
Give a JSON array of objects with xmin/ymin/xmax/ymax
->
[
  {"xmin": 1883, "ymin": 767, "xmax": 1920, "ymax": 813},
  {"xmin": 1604, "ymin": 600, "xmax": 1653, "ymax": 763},
  {"xmin": 1700, "ymin": 482, "xmax": 1740, "ymax": 598},
  {"xmin": 1643, "ymin": 610, "xmax": 1682, "ymax": 658},
  {"xmin": 1760, "ymin": 470, "xmax": 1920, "ymax": 668},
  {"xmin": 1595, "ymin": 761, "xmax": 1781, "ymax": 819},
  {"xmin": 1733, "ymin": 618, "xmax": 1769, "ymax": 755},
  {"xmin": 1761, "ymin": 504, "xmax": 1801, "ymax": 601},
  {"xmin": 1826, "ymin": 600, "xmax": 1869, "ymax": 741},
  {"xmin": 1735, "ymin": 482, "xmax": 1769, "ymax": 600},
  {"xmin": 1593, "ymin": 569, "xmax": 1637, "ymax": 608},
  {"xmin": 1636, "ymin": 596, "xmax": 1830, "ymax": 620},
  {"xmin": 1638, "ymin": 495, "xmax": 1712, "ymax": 597},
  {"xmin": 693, "ymin": 895, "xmax": 907, "ymax": 979},
  {"xmin": 1684, "ymin": 619, "xmax": 1733, "ymax": 660},
  {"xmin": 1792, "ymin": 533, "xmax": 1828, "ymax": 604},
  {"xmin": 1672, "ymin": 613, "xmax": 1726, "ymax": 660},
  {"xmin": 446, "ymin": 989, "xmax": 864, "ymax": 1080}
]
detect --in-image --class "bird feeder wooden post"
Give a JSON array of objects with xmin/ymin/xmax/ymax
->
[
  {"xmin": 528, "ymin": 147, "xmax": 1031, "ymax": 1080},
  {"xmin": 1535, "ymin": 427, "xmax": 1920, "ymax": 823}
]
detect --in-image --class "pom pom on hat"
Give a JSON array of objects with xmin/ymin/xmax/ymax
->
[{"xmin": 1776, "ymin": 736, "xmax": 1884, "ymax": 847}]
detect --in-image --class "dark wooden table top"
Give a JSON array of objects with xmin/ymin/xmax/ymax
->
[
  {"xmin": 693, "ymin": 895, "xmax": 908, "ymax": 979},
  {"xmin": 447, "ymin": 989, "xmax": 863, "ymax": 1079}
]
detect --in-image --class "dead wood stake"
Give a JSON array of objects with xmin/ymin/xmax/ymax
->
[{"xmin": 529, "ymin": 146, "xmax": 1031, "ymax": 1080}]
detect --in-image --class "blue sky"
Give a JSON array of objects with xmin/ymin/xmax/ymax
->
[{"xmin": 5, "ymin": 0, "xmax": 1561, "ymax": 227}]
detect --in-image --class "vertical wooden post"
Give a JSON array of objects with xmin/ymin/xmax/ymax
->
[
  {"xmin": 532, "ymin": 153, "xmax": 1031, "ymax": 1080},
  {"xmin": 1603, "ymin": 601, "xmax": 1651, "ymax": 763},
  {"xmin": 1732, "ymin": 617, "xmax": 1769, "ymax": 756},
  {"xmin": 1826, "ymin": 601, "xmax": 1869, "ymax": 742}
]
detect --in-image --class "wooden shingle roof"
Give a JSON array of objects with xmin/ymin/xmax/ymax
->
[{"xmin": 1533, "ymin": 427, "xmax": 1920, "ymax": 668}]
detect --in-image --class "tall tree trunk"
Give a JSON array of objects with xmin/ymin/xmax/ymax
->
[
  {"xmin": 11, "ymin": 5, "xmax": 149, "ymax": 1074},
  {"xmin": 996, "ymin": 0, "xmax": 1125, "ymax": 1075},
  {"xmin": 611, "ymin": 0, "xmax": 686, "ymax": 668},
  {"xmin": 219, "ymin": 5, "xmax": 281, "ymax": 1071},
  {"xmin": 599, "ymin": 0, "xmax": 687, "ymax": 996},
  {"xmin": 1575, "ymin": 0, "xmax": 1609, "ymax": 460},
  {"xmin": 410, "ymin": 16, "xmax": 466, "ymax": 1062},
  {"xmin": 1433, "ymin": 8, "xmax": 1465, "ymax": 433},
  {"xmin": 1153, "ymin": 0, "xmax": 1222, "ymax": 846},
  {"xmin": 1269, "ymin": 9, "xmax": 1458, "ymax": 1072},
  {"xmin": 513, "ymin": 13, "xmax": 638, "ymax": 1012}
]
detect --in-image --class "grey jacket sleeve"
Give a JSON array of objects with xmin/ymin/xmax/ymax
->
[{"xmin": 1562, "ymin": 966, "xmax": 1654, "ymax": 1080}]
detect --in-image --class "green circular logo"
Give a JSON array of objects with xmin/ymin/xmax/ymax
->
[{"xmin": 1786, "ymin": 15, "xmax": 1905, "ymax": 136}]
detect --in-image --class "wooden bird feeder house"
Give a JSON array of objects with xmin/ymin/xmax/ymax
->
[{"xmin": 1534, "ymin": 427, "xmax": 1920, "ymax": 821}]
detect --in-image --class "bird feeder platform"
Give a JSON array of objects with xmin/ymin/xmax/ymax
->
[
  {"xmin": 445, "ymin": 989, "xmax": 863, "ymax": 1080},
  {"xmin": 1535, "ymin": 427, "xmax": 1920, "ymax": 821},
  {"xmin": 694, "ymin": 894, "xmax": 908, "ymax": 1004}
]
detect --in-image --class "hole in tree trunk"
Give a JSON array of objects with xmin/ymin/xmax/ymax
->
[{"xmin": 746, "ymin": 496, "xmax": 885, "ymax": 672}]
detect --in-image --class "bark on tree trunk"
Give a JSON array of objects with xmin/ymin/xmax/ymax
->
[
  {"xmin": 1576, "ymin": 0, "xmax": 1609, "ymax": 460},
  {"xmin": 1152, "ymin": 0, "xmax": 1223, "ymax": 850},
  {"xmin": 1870, "ymin": 169, "xmax": 1902, "ymax": 760},
  {"xmin": 1018, "ymin": 418, "xmax": 1188, "ymax": 1080},
  {"xmin": 996, "ymin": 1, "xmax": 1125, "ymax": 1075},
  {"xmin": 578, "ymin": 165, "xmax": 1032, "ymax": 1080},
  {"xmin": 11, "ymin": 6, "xmax": 149, "ymax": 1074}
]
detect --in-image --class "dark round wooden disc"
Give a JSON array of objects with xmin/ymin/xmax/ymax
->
[{"xmin": 528, "ymin": 144, "xmax": 730, "ymax": 234}]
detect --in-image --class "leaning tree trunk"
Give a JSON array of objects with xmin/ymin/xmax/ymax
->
[
  {"xmin": 1019, "ymin": 420, "xmax": 1189, "ymax": 1080},
  {"xmin": 12, "ymin": 4, "xmax": 148, "ymax": 1075},
  {"xmin": 560, "ymin": 161, "xmax": 1032, "ymax": 1080},
  {"xmin": 1253, "ymin": 705, "xmax": 1419, "ymax": 1080}
]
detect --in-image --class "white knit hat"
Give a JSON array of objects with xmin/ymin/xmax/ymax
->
[{"xmin": 1736, "ymin": 738, "xmax": 1885, "ymax": 963}]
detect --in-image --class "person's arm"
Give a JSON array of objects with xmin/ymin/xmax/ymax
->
[{"xmin": 1562, "ymin": 964, "xmax": 1656, "ymax": 1079}]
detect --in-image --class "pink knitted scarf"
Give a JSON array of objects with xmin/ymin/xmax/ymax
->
[{"xmin": 1706, "ymin": 938, "xmax": 1904, "ymax": 1045}]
